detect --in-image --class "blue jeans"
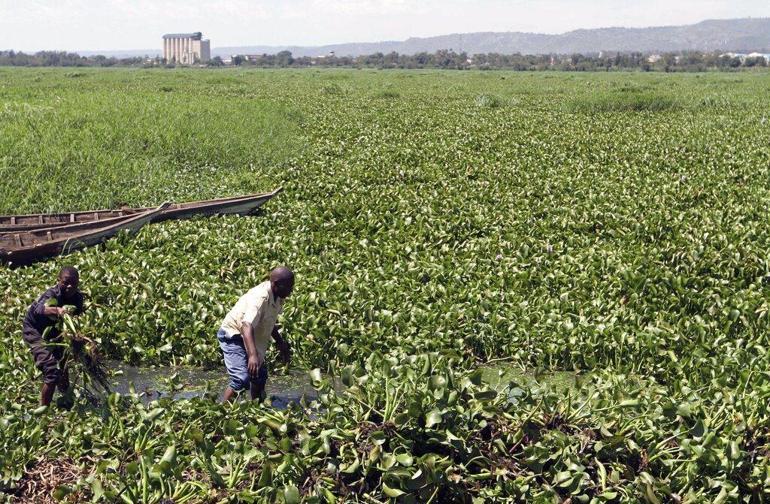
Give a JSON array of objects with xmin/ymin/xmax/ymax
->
[{"xmin": 217, "ymin": 328, "xmax": 268, "ymax": 392}]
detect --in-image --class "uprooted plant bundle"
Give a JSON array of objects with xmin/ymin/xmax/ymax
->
[{"xmin": 42, "ymin": 300, "xmax": 110, "ymax": 397}]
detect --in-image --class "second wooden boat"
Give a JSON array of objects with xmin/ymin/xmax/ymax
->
[
  {"xmin": 0, "ymin": 188, "xmax": 283, "ymax": 233},
  {"xmin": 0, "ymin": 203, "xmax": 170, "ymax": 266}
]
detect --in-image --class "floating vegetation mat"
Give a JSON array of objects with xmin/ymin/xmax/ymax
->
[{"xmin": 2, "ymin": 68, "xmax": 770, "ymax": 501}]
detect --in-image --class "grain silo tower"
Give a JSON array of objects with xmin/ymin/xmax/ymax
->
[{"xmin": 163, "ymin": 32, "xmax": 211, "ymax": 64}]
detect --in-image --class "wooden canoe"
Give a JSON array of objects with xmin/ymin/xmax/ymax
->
[
  {"xmin": 0, "ymin": 203, "xmax": 170, "ymax": 266},
  {"xmin": 0, "ymin": 188, "xmax": 283, "ymax": 233}
]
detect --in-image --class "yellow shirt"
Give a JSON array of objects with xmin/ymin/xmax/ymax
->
[{"xmin": 220, "ymin": 281, "xmax": 284, "ymax": 355}]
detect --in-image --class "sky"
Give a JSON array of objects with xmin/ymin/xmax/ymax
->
[{"xmin": 1, "ymin": 0, "xmax": 769, "ymax": 52}]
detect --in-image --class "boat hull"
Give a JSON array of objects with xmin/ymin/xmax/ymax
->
[
  {"xmin": 151, "ymin": 191, "xmax": 278, "ymax": 223},
  {"xmin": 0, "ymin": 189, "xmax": 282, "ymax": 233},
  {"xmin": 0, "ymin": 203, "xmax": 169, "ymax": 266}
]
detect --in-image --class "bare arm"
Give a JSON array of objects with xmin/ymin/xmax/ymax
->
[
  {"xmin": 272, "ymin": 326, "xmax": 291, "ymax": 364},
  {"xmin": 43, "ymin": 306, "xmax": 67, "ymax": 317},
  {"xmin": 241, "ymin": 322, "xmax": 263, "ymax": 376}
]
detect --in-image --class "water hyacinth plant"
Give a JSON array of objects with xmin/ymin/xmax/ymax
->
[
  {"xmin": 1, "ymin": 68, "xmax": 770, "ymax": 501},
  {"xmin": 41, "ymin": 300, "xmax": 110, "ymax": 400}
]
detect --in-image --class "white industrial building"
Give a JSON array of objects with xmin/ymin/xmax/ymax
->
[{"xmin": 163, "ymin": 32, "xmax": 210, "ymax": 64}]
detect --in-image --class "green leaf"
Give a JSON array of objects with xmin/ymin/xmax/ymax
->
[
  {"xmin": 396, "ymin": 453, "xmax": 414, "ymax": 466},
  {"xmin": 145, "ymin": 407, "xmax": 165, "ymax": 422},
  {"xmin": 425, "ymin": 409, "xmax": 443, "ymax": 428},
  {"xmin": 341, "ymin": 366, "xmax": 355, "ymax": 387},
  {"xmin": 553, "ymin": 470, "xmax": 573, "ymax": 486},
  {"xmin": 257, "ymin": 463, "xmax": 272, "ymax": 488},
  {"xmin": 32, "ymin": 405, "xmax": 48, "ymax": 416},
  {"xmin": 224, "ymin": 419, "xmax": 240, "ymax": 435},
  {"xmin": 52, "ymin": 485, "xmax": 73, "ymax": 501},
  {"xmin": 90, "ymin": 477, "xmax": 104, "ymax": 501},
  {"xmin": 284, "ymin": 484, "xmax": 300, "ymax": 504},
  {"xmin": 676, "ymin": 403, "xmax": 692, "ymax": 418},
  {"xmin": 382, "ymin": 482, "xmax": 405, "ymax": 497},
  {"xmin": 380, "ymin": 453, "xmax": 396, "ymax": 470},
  {"xmin": 429, "ymin": 375, "xmax": 446, "ymax": 391},
  {"xmin": 321, "ymin": 488, "xmax": 337, "ymax": 503},
  {"xmin": 160, "ymin": 444, "xmax": 176, "ymax": 466},
  {"xmin": 341, "ymin": 457, "xmax": 360, "ymax": 474}
]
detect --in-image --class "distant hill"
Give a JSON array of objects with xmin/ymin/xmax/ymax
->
[
  {"xmin": 74, "ymin": 18, "xmax": 770, "ymax": 59},
  {"xmin": 213, "ymin": 18, "xmax": 770, "ymax": 57}
]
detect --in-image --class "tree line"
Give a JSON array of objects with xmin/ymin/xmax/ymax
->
[
  {"xmin": 0, "ymin": 51, "xmax": 144, "ymax": 67},
  {"xmin": 1, "ymin": 49, "xmax": 768, "ymax": 71}
]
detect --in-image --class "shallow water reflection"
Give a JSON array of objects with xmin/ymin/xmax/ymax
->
[{"xmin": 109, "ymin": 361, "xmax": 322, "ymax": 409}]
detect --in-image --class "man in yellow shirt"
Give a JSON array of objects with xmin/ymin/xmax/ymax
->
[{"xmin": 218, "ymin": 267, "xmax": 294, "ymax": 401}]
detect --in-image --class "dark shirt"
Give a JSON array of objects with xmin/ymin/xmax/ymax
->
[{"xmin": 22, "ymin": 285, "xmax": 84, "ymax": 340}]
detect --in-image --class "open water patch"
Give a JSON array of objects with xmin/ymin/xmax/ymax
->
[{"xmin": 109, "ymin": 362, "xmax": 325, "ymax": 409}]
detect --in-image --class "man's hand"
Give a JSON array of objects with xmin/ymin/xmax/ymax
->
[
  {"xmin": 248, "ymin": 352, "xmax": 265, "ymax": 377},
  {"xmin": 58, "ymin": 306, "xmax": 72, "ymax": 317},
  {"xmin": 44, "ymin": 305, "xmax": 67, "ymax": 318},
  {"xmin": 247, "ymin": 354, "xmax": 259, "ymax": 377}
]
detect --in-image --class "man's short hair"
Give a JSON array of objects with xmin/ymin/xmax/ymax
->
[
  {"xmin": 59, "ymin": 266, "xmax": 79, "ymax": 278},
  {"xmin": 270, "ymin": 266, "xmax": 294, "ymax": 283}
]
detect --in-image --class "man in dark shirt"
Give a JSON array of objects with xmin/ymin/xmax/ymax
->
[{"xmin": 22, "ymin": 266, "xmax": 85, "ymax": 406}]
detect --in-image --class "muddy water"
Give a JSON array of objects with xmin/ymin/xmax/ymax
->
[
  {"xmin": 109, "ymin": 362, "xmax": 323, "ymax": 409},
  {"xmin": 107, "ymin": 361, "xmax": 582, "ymax": 410}
]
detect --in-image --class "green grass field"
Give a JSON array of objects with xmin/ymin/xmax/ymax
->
[{"xmin": 2, "ymin": 67, "xmax": 770, "ymax": 502}]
